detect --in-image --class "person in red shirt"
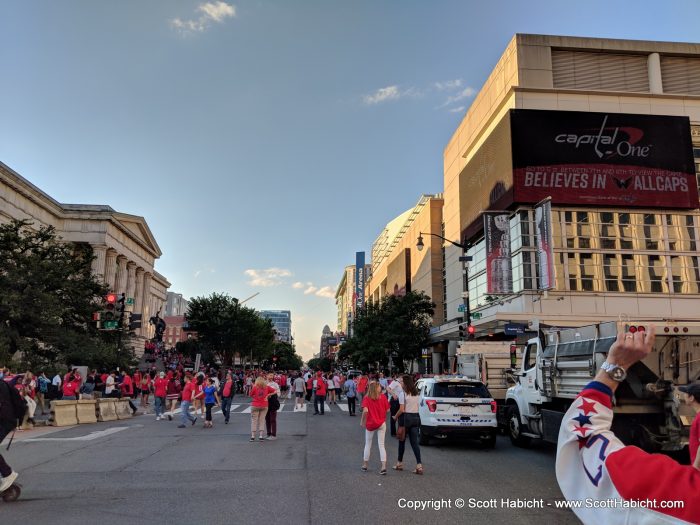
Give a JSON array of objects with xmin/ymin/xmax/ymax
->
[
  {"xmin": 178, "ymin": 375, "xmax": 197, "ymax": 428},
  {"xmin": 361, "ymin": 381, "xmax": 390, "ymax": 475},
  {"xmin": 62, "ymin": 374, "xmax": 79, "ymax": 400},
  {"xmin": 133, "ymin": 370, "xmax": 142, "ymax": 400},
  {"xmin": 249, "ymin": 376, "xmax": 276, "ymax": 441},
  {"xmin": 313, "ymin": 371, "xmax": 327, "ymax": 415},
  {"xmin": 305, "ymin": 375, "xmax": 314, "ymax": 402},
  {"xmin": 118, "ymin": 372, "xmax": 138, "ymax": 415},
  {"xmin": 221, "ymin": 372, "xmax": 235, "ymax": 424},
  {"xmin": 679, "ymin": 382, "xmax": 700, "ymax": 471},
  {"xmin": 357, "ymin": 374, "xmax": 369, "ymax": 405},
  {"xmin": 153, "ymin": 372, "xmax": 168, "ymax": 421}
]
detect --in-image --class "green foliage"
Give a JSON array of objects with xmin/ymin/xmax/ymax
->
[
  {"xmin": 185, "ymin": 293, "xmax": 275, "ymax": 366},
  {"xmin": 307, "ymin": 356, "xmax": 332, "ymax": 372},
  {"xmin": 338, "ymin": 290, "xmax": 434, "ymax": 373},
  {"xmin": 266, "ymin": 341, "xmax": 303, "ymax": 370},
  {"xmin": 0, "ymin": 219, "xmax": 120, "ymax": 370}
]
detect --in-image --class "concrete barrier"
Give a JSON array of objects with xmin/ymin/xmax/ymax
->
[
  {"xmin": 50, "ymin": 400, "xmax": 78, "ymax": 426},
  {"xmin": 76, "ymin": 399, "xmax": 97, "ymax": 424},
  {"xmin": 97, "ymin": 398, "xmax": 118, "ymax": 422},
  {"xmin": 115, "ymin": 399, "xmax": 133, "ymax": 420},
  {"xmin": 20, "ymin": 414, "xmax": 33, "ymax": 430}
]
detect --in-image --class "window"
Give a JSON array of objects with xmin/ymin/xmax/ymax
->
[
  {"xmin": 523, "ymin": 343, "xmax": 537, "ymax": 371},
  {"xmin": 431, "ymin": 382, "xmax": 490, "ymax": 398}
]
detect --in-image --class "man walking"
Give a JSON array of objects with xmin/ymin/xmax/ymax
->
[
  {"xmin": 344, "ymin": 375, "xmax": 357, "ymax": 416},
  {"xmin": 293, "ymin": 373, "xmax": 306, "ymax": 411},
  {"xmin": 220, "ymin": 372, "xmax": 235, "ymax": 424},
  {"xmin": 313, "ymin": 371, "xmax": 327, "ymax": 415},
  {"xmin": 178, "ymin": 375, "xmax": 197, "ymax": 428},
  {"xmin": 387, "ymin": 375, "xmax": 404, "ymax": 436}
]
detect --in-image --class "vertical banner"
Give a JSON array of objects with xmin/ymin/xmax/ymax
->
[
  {"xmin": 535, "ymin": 199, "xmax": 555, "ymax": 290},
  {"xmin": 355, "ymin": 251, "xmax": 365, "ymax": 311},
  {"xmin": 484, "ymin": 212, "xmax": 513, "ymax": 294}
]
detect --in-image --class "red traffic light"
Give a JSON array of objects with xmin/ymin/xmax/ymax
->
[
  {"xmin": 468, "ymin": 325, "xmax": 475, "ymax": 334},
  {"xmin": 106, "ymin": 293, "xmax": 117, "ymax": 304}
]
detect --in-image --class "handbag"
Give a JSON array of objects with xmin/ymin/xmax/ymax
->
[
  {"xmin": 268, "ymin": 394, "xmax": 280, "ymax": 411},
  {"xmin": 396, "ymin": 425, "xmax": 406, "ymax": 441}
]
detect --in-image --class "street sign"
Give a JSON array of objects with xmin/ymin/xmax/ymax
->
[
  {"xmin": 471, "ymin": 312, "xmax": 482, "ymax": 320},
  {"xmin": 126, "ymin": 297, "xmax": 135, "ymax": 306},
  {"xmin": 102, "ymin": 321, "xmax": 118, "ymax": 330},
  {"xmin": 504, "ymin": 323, "xmax": 527, "ymax": 336},
  {"xmin": 457, "ymin": 304, "xmax": 466, "ymax": 312}
]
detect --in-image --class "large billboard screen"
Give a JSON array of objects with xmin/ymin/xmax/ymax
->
[
  {"xmin": 484, "ymin": 212, "xmax": 513, "ymax": 294},
  {"xmin": 511, "ymin": 109, "xmax": 698, "ymax": 208}
]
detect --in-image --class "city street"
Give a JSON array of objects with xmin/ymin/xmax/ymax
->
[{"xmin": 3, "ymin": 400, "xmax": 577, "ymax": 524}]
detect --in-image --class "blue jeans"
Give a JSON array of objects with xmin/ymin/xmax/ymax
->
[
  {"xmin": 155, "ymin": 396, "xmax": 165, "ymax": 417},
  {"xmin": 221, "ymin": 397, "xmax": 233, "ymax": 421},
  {"xmin": 314, "ymin": 394, "xmax": 326, "ymax": 414},
  {"xmin": 180, "ymin": 401, "xmax": 196, "ymax": 425}
]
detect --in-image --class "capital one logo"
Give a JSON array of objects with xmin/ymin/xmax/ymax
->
[{"xmin": 555, "ymin": 115, "xmax": 651, "ymax": 159}]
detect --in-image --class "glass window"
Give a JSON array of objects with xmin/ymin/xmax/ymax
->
[
  {"xmin": 603, "ymin": 254, "xmax": 619, "ymax": 292},
  {"xmin": 580, "ymin": 253, "xmax": 596, "ymax": 291},
  {"xmin": 647, "ymin": 255, "xmax": 666, "ymax": 293},
  {"xmin": 621, "ymin": 255, "xmax": 637, "ymax": 292}
]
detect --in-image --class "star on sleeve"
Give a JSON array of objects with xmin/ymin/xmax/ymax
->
[
  {"xmin": 578, "ymin": 398, "xmax": 598, "ymax": 416},
  {"xmin": 572, "ymin": 413, "xmax": 592, "ymax": 426}
]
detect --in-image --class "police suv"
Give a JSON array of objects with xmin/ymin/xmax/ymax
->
[{"xmin": 416, "ymin": 375, "xmax": 498, "ymax": 448}]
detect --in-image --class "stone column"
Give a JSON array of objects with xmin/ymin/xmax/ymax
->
[
  {"xmin": 648, "ymin": 52, "xmax": 663, "ymax": 94},
  {"xmin": 90, "ymin": 245, "xmax": 108, "ymax": 282},
  {"xmin": 142, "ymin": 273, "xmax": 153, "ymax": 338},
  {"xmin": 115, "ymin": 256, "xmax": 128, "ymax": 295},
  {"xmin": 104, "ymin": 250, "xmax": 118, "ymax": 291},
  {"xmin": 126, "ymin": 262, "xmax": 137, "ymax": 303},
  {"xmin": 134, "ymin": 268, "xmax": 145, "ymax": 314}
]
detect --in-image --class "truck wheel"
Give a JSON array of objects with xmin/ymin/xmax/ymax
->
[
  {"xmin": 419, "ymin": 426, "xmax": 430, "ymax": 446},
  {"xmin": 481, "ymin": 432, "xmax": 497, "ymax": 449},
  {"xmin": 507, "ymin": 405, "xmax": 531, "ymax": 448}
]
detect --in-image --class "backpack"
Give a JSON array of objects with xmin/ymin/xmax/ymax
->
[
  {"xmin": 268, "ymin": 393, "xmax": 280, "ymax": 411},
  {"xmin": 0, "ymin": 380, "xmax": 27, "ymax": 429}
]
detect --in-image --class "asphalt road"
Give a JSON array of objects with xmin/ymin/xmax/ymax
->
[{"xmin": 1, "ymin": 399, "xmax": 578, "ymax": 524}]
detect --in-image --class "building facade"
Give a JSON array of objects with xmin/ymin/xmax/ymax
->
[
  {"xmin": 0, "ymin": 162, "xmax": 171, "ymax": 351},
  {"xmin": 163, "ymin": 315, "xmax": 193, "ymax": 347},
  {"xmin": 366, "ymin": 194, "xmax": 446, "ymax": 324},
  {"xmin": 164, "ymin": 291, "xmax": 189, "ymax": 317},
  {"xmin": 259, "ymin": 310, "xmax": 292, "ymax": 343},
  {"xmin": 437, "ymin": 34, "xmax": 700, "ymax": 370}
]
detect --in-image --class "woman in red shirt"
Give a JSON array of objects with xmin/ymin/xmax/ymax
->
[
  {"xmin": 139, "ymin": 373, "xmax": 151, "ymax": 408},
  {"xmin": 249, "ymin": 376, "xmax": 276, "ymax": 442},
  {"xmin": 361, "ymin": 381, "xmax": 390, "ymax": 474}
]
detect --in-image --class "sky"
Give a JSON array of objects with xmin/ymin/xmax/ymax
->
[{"xmin": 2, "ymin": 0, "xmax": 699, "ymax": 360}]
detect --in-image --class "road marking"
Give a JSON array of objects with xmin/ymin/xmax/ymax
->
[
  {"xmin": 23, "ymin": 427, "xmax": 131, "ymax": 442},
  {"xmin": 293, "ymin": 404, "xmax": 307, "ymax": 412},
  {"xmin": 241, "ymin": 406, "xmax": 252, "ymax": 414},
  {"xmin": 277, "ymin": 404, "xmax": 286, "ymax": 412},
  {"xmin": 337, "ymin": 403, "xmax": 349, "ymax": 411}
]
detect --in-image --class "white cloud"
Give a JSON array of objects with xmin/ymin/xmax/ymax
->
[
  {"xmin": 449, "ymin": 106, "xmax": 466, "ymax": 114},
  {"xmin": 292, "ymin": 282, "xmax": 305, "ymax": 289},
  {"xmin": 244, "ymin": 267, "xmax": 292, "ymax": 287},
  {"xmin": 303, "ymin": 286, "xmax": 318, "ymax": 295},
  {"xmin": 194, "ymin": 270, "xmax": 202, "ymax": 278},
  {"xmin": 315, "ymin": 286, "xmax": 335, "ymax": 299},
  {"xmin": 363, "ymin": 85, "xmax": 421, "ymax": 105},
  {"xmin": 439, "ymin": 87, "xmax": 476, "ymax": 108},
  {"xmin": 170, "ymin": 1, "xmax": 236, "ymax": 34},
  {"xmin": 434, "ymin": 79, "xmax": 463, "ymax": 91}
]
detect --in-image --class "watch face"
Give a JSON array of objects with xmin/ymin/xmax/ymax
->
[{"xmin": 611, "ymin": 367, "xmax": 626, "ymax": 381}]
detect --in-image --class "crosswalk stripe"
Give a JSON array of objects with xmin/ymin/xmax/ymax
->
[
  {"xmin": 277, "ymin": 404, "xmax": 286, "ymax": 412},
  {"xmin": 241, "ymin": 406, "xmax": 252, "ymax": 414},
  {"xmin": 337, "ymin": 403, "xmax": 348, "ymax": 411},
  {"xmin": 293, "ymin": 403, "xmax": 307, "ymax": 412}
]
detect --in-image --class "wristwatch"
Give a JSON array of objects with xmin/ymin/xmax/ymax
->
[{"xmin": 601, "ymin": 361, "xmax": 627, "ymax": 382}]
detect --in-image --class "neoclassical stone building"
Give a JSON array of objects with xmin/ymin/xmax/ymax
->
[{"xmin": 0, "ymin": 161, "xmax": 170, "ymax": 351}]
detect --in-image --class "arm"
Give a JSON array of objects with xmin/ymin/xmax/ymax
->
[
  {"xmin": 695, "ymin": 445, "xmax": 700, "ymax": 471},
  {"xmin": 360, "ymin": 407, "xmax": 368, "ymax": 428},
  {"xmin": 394, "ymin": 403, "xmax": 405, "ymax": 421}
]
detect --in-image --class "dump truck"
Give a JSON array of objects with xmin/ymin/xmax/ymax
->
[
  {"xmin": 503, "ymin": 320, "xmax": 700, "ymax": 453},
  {"xmin": 455, "ymin": 340, "xmax": 519, "ymax": 404}
]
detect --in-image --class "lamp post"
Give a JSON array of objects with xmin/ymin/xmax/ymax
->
[{"xmin": 417, "ymin": 232, "xmax": 473, "ymax": 342}]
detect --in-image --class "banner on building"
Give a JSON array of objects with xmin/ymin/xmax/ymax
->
[
  {"xmin": 355, "ymin": 251, "xmax": 365, "ymax": 311},
  {"xmin": 484, "ymin": 212, "xmax": 513, "ymax": 294},
  {"xmin": 510, "ymin": 109, "xmax": 698, "ymax": 208},
  {"xmin": 535, "ymin": 199, "xmax": 554, "ymax": 290}
]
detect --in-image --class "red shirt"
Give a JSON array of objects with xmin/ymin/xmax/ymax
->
[
  {"xmin": 62, "ymin": 380, "xmax": 79, "ymax": 397},
  {"xmin": 690, "ymin": 412, "xmax": 700, "ymax": 465},
  {"xmin": 314, "ymin": 376, "xmax": 327, "ymax": 396},
  {"xmin": 120, "ymin": 375, "xmax": 133, "ymax": 395},
  {"xmin": 154, "ymin": 378, "xmax": 168, "ymax": 397},
  {"xmin": 362, "ymin": 395, "xmax": 389, "ymax": 431},
  {"xmin": 357, "ymin": 377, "xmax": 368, "ymax": 393},
  {"xmin": 181, "ymin": 382, "xmax": 194, "ymax": 402},
  {"xmin": 250, "ymin": 385, "xmax": 275, "ymax": 408},
  {"xmin": 223, "ymin": 380, "xmax": 233, "ymax": 398}
]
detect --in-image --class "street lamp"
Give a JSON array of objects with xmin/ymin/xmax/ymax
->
[{"xmin": 417, "ymin": 231, "xmax": 474, "ymax": 357}]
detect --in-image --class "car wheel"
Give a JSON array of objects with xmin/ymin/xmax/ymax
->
[
  {"xmin": 418, "ymin": 426, "xmax": 430, "ymax": 446},
  {"xmin": 507, "ymin": 405, "xmax": 531, "ymax": 448},
  {"xmin": 481, "ymin": 431, "xmax": 497, "ymax": 449}
]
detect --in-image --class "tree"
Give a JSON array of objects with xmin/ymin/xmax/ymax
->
[
  {"xmin": 185, "ymin": 293, "xmax": 275, "ymax": 366},
  {"xmin": 338, "ymin": 291, "xmax": 434, "ymax": 373},
  {"xmin": 0, "ymin": 219, "xmax": 128, "ymax": 370},
  {"xmin": 266, "ymin": 341, "xmax": 303, "ymax": 370},
  {"xmin": 307, "ymin": 357, "xmax": 332, "ymax": 372}
]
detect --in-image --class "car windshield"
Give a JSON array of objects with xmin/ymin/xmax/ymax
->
[{"xmin": 431, "ymin": 382, "xmax": 490, "ymax": 398}]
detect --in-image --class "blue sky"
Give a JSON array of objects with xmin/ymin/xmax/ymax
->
[{"xmin": 2, "ymin": 1, "xmax": 698, "ymax": 359}]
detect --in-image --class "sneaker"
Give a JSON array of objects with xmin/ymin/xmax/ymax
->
[
  {"xmin": 267, "ymin": 436, "xmax": 277, "ymax": 441},
  {"xmin": 167, "ymin": 414, "xmax": 173, "ymax": 421},
  {"xmin": 249, "ymin": 436, "xmax": 255, "ymax": 442},
  {"xmin": 0, "ymin": 471, "xmax": 18, "ymax": 493},
  {"xmin": 258, "ymin": 435, "xmax": 266, "ymax": 441},
  {"xmin": 177, "ymin": 424, "xmax": 186, "ymax": 428},
  {"xmin": 156, "ymin": 416, "xmax": 161, "ymax": 421}
]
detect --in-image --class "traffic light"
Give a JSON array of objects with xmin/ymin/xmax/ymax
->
[
  {"xmin": 99, "ymin": 293, "xmax": 118, "ymax": 330},
  {"xmin": 117, "ymin": 293, "xmax": 126, "ymax": 327},
  {"xmin": 459, "ymin": 324, "xmax": 466, "ymax": 338},
  {"xmin": 128, "ymin": 313, "xmax": 142, "ymax": 331},
  {"xmin": 468, "ymin": 324, "xmax": 476, "ymax": 340}
]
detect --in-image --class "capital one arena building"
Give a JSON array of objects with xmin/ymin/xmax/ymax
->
[{"xmin": 434, "ymin": 34, "xmax": 700, "ymax": 372}]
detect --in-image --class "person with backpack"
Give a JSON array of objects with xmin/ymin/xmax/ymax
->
[
  {"xmin": 0, "ymin": 377, "xmax": 26, "ymax": 493},
  {"xmin": 220, "ymin": 371, "xmax": 235, "ymax": 424}
]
